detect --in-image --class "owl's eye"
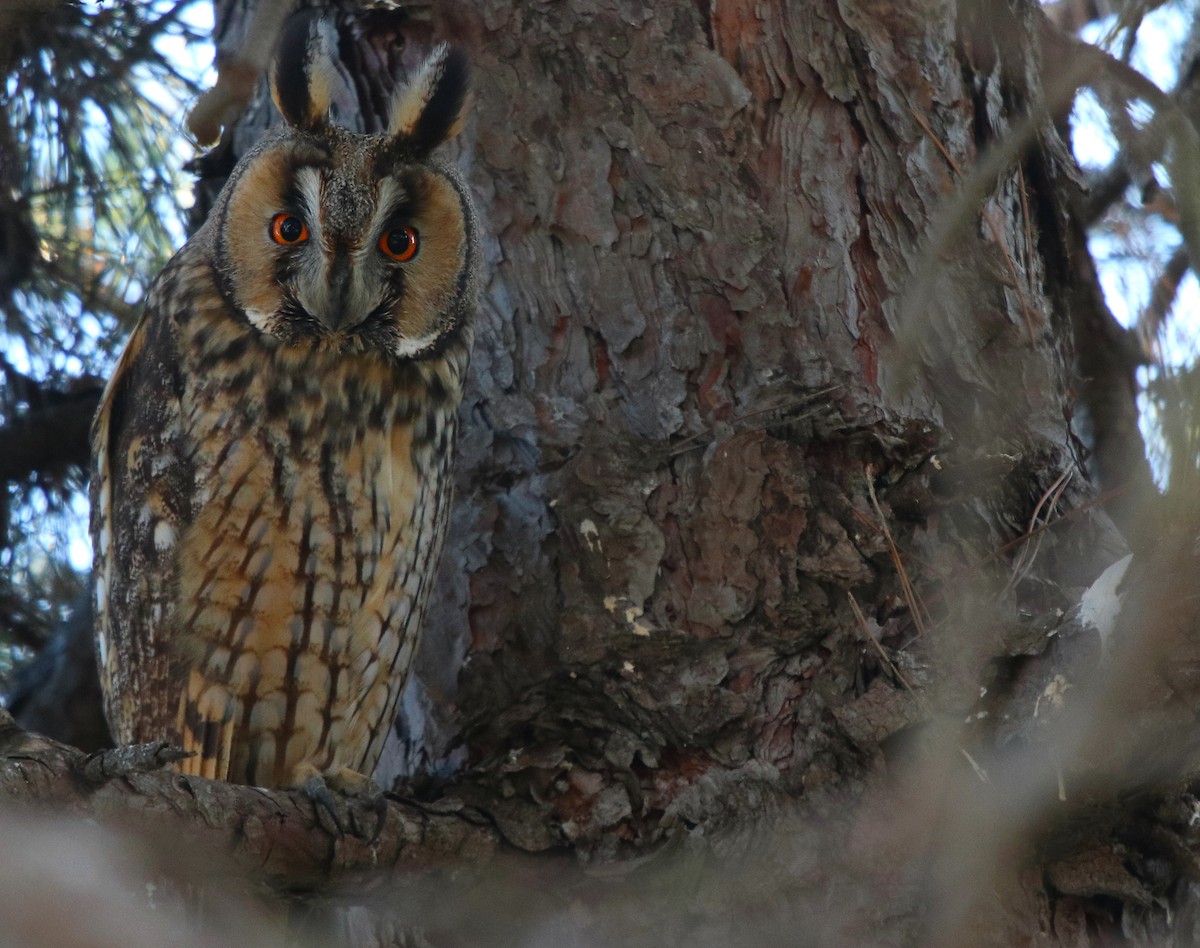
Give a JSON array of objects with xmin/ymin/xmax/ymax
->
[
  {"xmin": 378, "ymin": 226, "xmax": 419, "ymax": 262},
  {"xmin": 270, "ymin": 213, "xmax": 309, "ymax": 245}
]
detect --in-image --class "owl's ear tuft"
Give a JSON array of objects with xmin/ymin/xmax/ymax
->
[
  {"xmin": 388, "ymin": 45, "xmax": 471, "ymax": 153},
  {"xmin": 270, "ymin": 12, "xmax": 339, "ymax": 131}
]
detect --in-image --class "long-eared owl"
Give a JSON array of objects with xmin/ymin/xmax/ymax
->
[{"xmin": 89, "ymin": 16, "xmax": 478, "ymax": 788}]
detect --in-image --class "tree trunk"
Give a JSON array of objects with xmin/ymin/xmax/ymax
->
[
  {"xmin": 429, "ymin": 0, "xmax": 1120, "ymax": 833},
  {"xmin": 391, "ymin": 0, "xmax": 1140, "ymax": 938},
  {"xmin": 16, "ymin": 0, "xmax": 1200, "ymax": 943}
]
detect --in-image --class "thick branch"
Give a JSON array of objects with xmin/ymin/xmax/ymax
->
[
  {"xmin": 5, "ymin": 596, "xmax": 110, "ymax": 752},
  {"xmin": 0, "ymin": 709, "xmax": 499, "ymax": 893},
  {"xmin": 0, "ymin": 387, "xmax": 101, "ymax": 484},
  {"xmin": 1041, "ymin": 0, "xmax": 1103, "ymax": 34},
  {"xmin": 1063, "ymin": 209, "xmax": 1157, "ymax": 537}
]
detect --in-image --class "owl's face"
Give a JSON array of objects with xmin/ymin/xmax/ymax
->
[{"xmin": 212, "ymin": 22, "xmax": 475, "ymax": 359}]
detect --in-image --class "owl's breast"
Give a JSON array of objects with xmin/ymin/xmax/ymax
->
[{"xmin": 170, "ymin": 314, "xmax": 461, "ymax": 779}]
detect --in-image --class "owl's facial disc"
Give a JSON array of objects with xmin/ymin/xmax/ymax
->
[{"xmin": 221, "ymin": 136, "xmax": 468, "ymax": 357}]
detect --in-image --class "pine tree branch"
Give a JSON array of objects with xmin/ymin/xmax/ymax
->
[
  {"xmin": 0, "ymin": 386, "xmax": 101, "ymax": 485},
  {"xmin": 0, "ymin": 708, "xmax": 500, "ymax": 893}
]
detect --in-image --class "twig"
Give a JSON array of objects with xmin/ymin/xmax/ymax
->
[
  {"xmin": 846, "ymin": 592, "xmax": 989, "ymax": 784},
  {"xmin": 1007, "ymin": 468, "xmax": 1074, "ymax": 591},
  {"xmin": 865, "ymin": 468, "xmax": 932, "ymax": 637}
]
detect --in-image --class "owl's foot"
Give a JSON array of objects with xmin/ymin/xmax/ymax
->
[
  {"xmin": 299, "ymin": 765, "xmax": 389, "ymax": 842},
  {"xmin": 80, "ymin": 742, "xmax": 193, "ymax": 783}
]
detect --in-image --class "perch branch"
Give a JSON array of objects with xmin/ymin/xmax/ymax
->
[{"xmin": 0, "ymin": 709, "xmax": 500, "ymax": 893}]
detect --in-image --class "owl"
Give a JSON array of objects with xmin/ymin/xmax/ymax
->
[{"xmin": 89, "ymin": 16, "xmax": 478, "ymax": 795}]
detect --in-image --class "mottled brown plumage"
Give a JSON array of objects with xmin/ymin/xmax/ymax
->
[{"xmin": 90, "ymin": 18, "xmax": 477, "ymax": 787}]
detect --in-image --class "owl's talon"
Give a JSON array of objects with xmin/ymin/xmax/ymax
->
[
  {"xmin": 333, "ymin": 767, "xmax": 388, "ymax": 843},
  {"xmin": 352, "ymin": 789, "xmax": 389, "ymax": 844},
  {"xmin": 304, "ymin": 774, "xmax": 348, "ymax": 836},
  {"xmin": 303, "ymin": 768, "xmax": 388, "ymax": 841},
  {"xmin": 80, "ymin": 742, "xmax": 192, "ymax": 783}
]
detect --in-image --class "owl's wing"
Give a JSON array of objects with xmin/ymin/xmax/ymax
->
[{"xmin": 91, "ymin": 284, "xmax": 192, "ymax": 748}]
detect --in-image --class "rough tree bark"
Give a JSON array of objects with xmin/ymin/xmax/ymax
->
[{"xmin": 12, "ymin": 0, "xmax": 1200, "ymax": 944}]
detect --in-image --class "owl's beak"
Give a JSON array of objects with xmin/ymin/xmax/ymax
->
[{"xmin": 319, "ymin": 254, "xmax": 353, "ymax": 330}]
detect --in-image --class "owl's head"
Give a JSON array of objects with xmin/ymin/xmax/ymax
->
[{"xmin": 211, "ymin": 15, "xmax": 477, "ymax": 359}]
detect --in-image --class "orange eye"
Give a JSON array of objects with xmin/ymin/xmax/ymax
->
[
  {"xmin": 378, "ymin": 226, "xmax": 419, "ymax": 262},
  {"xmin": 270, "ymin": 213, "xmax": 308, "ymax": 245}
]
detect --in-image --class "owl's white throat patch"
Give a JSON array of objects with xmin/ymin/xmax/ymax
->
[
  {"xmin": 246, "ymin": 308, "xmax": 275, "ymax": 332},
  {"xmin": 393, "ymin": 332, "xmax": 440, "ymax": 358}
]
